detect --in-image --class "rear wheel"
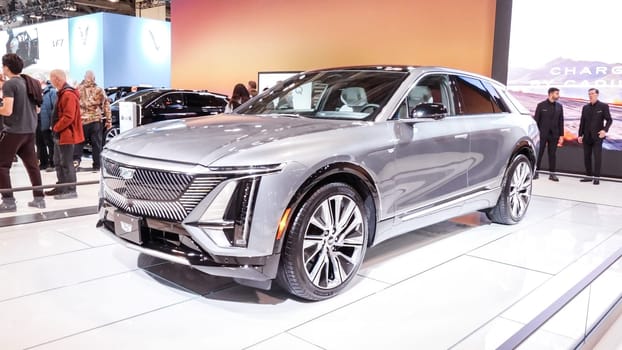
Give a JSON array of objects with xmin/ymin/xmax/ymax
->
[
  {"xmin": 277, "ymin": 182, "xmax": 368, "ymax": 301},
  {"xmin": 487, "ymin": 154, "xmax": 533, "ymax": 224}
]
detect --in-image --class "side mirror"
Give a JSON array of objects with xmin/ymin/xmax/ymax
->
[
  {"xmin": 152, "ymin": 102, "xmax": 164, "ymax": 110},
  {"xmin": 411, "ymin": 103, "xmax": 448, "ymax": 120}
]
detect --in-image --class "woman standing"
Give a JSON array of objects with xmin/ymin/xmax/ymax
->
[{"xmin": 224, "ymin": 83, "xmax": 250, "ymax": 113}]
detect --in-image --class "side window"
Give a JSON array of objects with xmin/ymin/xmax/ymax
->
[
  {"xmin": 395, "ymin": 74, "xmax": 454, "ymax": 119},
  {"xmin": 453, "ymin": 75, "xmax": 495, "ymax": 115},
  {"xmin": 482, "ymin": 81, "xmax": 509, "ymax": 113},
  {"xmin": 159, "ymin": 93, "xmax": 185, "ymax": 110},
  {"xmin": 186, "ymin": 93, "xmax": 226, "ymax": 108}
]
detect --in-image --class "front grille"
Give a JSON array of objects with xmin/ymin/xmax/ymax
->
[
  {"xmin": 102, "ymin": 159, "xmax": 227, "ymax": 222},
  {"xmin": 103, "ymin": 161, "xmax": 193, "ymax": 201}
]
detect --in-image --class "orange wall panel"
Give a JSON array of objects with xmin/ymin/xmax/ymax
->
[{"xmin": 171, "ymin": 0, "xmax": 496, "ymax": 95}]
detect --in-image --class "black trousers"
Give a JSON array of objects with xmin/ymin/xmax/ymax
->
[
  {"xmin": 53, "ymin": 139, "xmax": 76, "ymax": 193},
  {"xmin": 0, "ymin": 132, "xmax": 44, "ymax": 199},
  {"xmin": 73, "ymin": 121, "xmax": 103, "ymax": 169},
  {"xmin": 583, "ymin": 139, "xmax": 603, "ymax": 178},
  {"xmin": 36, "ymin": 128, "xmax": 54, "ymax": 168},
  {"xmin": 536, "ymin": 135, "xmax": 558, "ymax": 172}
]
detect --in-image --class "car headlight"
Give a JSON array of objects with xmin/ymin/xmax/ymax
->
[
  {"xmin": 207, "ymin": 163, "xmax": 285, "ymax": 175},
  {"xmin": 198, "ymin": 177, "xmax": 260, "ymax": 247}
]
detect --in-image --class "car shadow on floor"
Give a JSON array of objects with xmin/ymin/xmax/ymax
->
[{"xmin": 136, "ymin": 212, "xmax": 492, "ymax": 305}]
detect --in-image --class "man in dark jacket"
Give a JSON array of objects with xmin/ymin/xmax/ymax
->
[
  {"xmin": 0, "ymin": 53, "xmax": 45, "ymax": 212},
  {"xmin": 46, "ymin": 69, "xmax": 84, "ymax": 199},
  {"xmin": 533, "ymin": 87, "xmax": 564, "ymax": 181},
  {"xmin": 36, "ymin": 79, "xmax": 57, "ymax": 171},
  {"xmin": 578, "ymin": 88, "xmax": 613, "ymax": 185}
]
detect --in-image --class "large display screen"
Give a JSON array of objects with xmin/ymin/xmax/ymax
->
[
  {"xmin": 0, "ymin": 19, "xmax": 70, "ymax": 80},
  {"xmin": 507, "ymin": 0, "xmax": 621, "ymax": 153}
]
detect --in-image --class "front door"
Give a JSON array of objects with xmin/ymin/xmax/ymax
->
[{"xmin": 391, "ymin": 74, "xmax": 470, "ymax": 217}]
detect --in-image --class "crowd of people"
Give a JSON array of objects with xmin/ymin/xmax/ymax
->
[
  {"xmin": 0, "ymin": 53, "xmax": 111, "ymax": 212},
  {"xmin": 0, "ymin": 64, "xmax": 259, "ymax": 213}
]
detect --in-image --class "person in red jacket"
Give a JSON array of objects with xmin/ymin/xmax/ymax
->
[{"xmin": 46, "ymin": 69, "xmax": 84, "ymax": 199}]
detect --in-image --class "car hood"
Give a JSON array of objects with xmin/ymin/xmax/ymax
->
[{"xmin": 105, "ymin": 114, "xmax": 367, "ymax": 166}]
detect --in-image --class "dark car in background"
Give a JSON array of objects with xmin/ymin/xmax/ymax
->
[
  {"xmin": 105, "ymin": 86, "xmax": 155, "ymax": 103},
  {"xmin": 105, "ymin": 89, "xmax": 228, "ymax": 143}
]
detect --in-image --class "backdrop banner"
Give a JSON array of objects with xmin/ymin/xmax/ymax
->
[{"xmin": 507, "ymin": 0, "xmax": 621, "ymax": 178}]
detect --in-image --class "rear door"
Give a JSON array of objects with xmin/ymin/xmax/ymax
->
[{"xmin": 451, "ymin": 75, "xmax": 514, "ymax": 188}]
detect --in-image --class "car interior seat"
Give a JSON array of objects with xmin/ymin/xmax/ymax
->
[{"xmin": 339, "ymin": 87, "xmax": 368, "ymax": 112}]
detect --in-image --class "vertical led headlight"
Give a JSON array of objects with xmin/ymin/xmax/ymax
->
[
  {"xmin": 198, "ymin": 177, "xmax": 260, "ymax": 247},
  {"xmin": 224, "ymin": 177, "xmax": 260, "ymax": 247}
]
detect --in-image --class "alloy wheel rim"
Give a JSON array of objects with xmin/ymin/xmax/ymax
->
[
  {"xmin": 509, "ymin": 161, "xmax": 532, "ymax": 219},
  {"xmin": 302, "ymin": 195, "xmax": 365, "ymax": 289},
  {"xmin": 106, "ymin": 128, "xmax": 120, "ymax": 143}
]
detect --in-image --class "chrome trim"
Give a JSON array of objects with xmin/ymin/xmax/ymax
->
[
  {"xmin": 399, "ymin": 187, "xmax": 498, "ymax": 222},
  {"xmin": 102, "ymin": 157, "xmax": 228, "ymax": 221},
  {"xmin": 101, "ymin": 226, "xmax": 192, "ymax": 266},
  {"xmin": 197, "ymin": 220, "xmax": 235, "ymax": 229},
  {"xmin": 206, "ymin": 163, "xmax": 285, "ymax": 175}
]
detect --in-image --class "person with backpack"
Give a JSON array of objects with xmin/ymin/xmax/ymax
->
[
  {"xmin": 37, "ymin": 79, "xmax": 57, "ymax": 171},
  {"xmin": 0, "ymin": 53, "xmax": 45, "ymax": 212}
]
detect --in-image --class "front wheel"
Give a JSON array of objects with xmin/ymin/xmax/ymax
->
[
  {"xmin": 487, "ymin": 154, "xmax": 533, "ymax": 224},
  {"xmin": 104, "ymin": 127, "xmax": 120, "ymax": 144},
  {"xmin": 277, "ymin": 182, "xmax": 368, "ymax": 301}
]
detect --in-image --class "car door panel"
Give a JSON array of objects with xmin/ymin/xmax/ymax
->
[
  {"xmin": 391, "ymin": 119, "xmax": 470, "ymax": 216},
  {"xmin": 451, "ymin": 75, "xmax": 515, "ymax": 188}
]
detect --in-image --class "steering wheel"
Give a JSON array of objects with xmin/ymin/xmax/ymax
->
[{"xmin": 359, "ymin": 103, "xmax": 380, "ymax": 114}]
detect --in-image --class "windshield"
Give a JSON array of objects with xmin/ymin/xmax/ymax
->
[{"xmin": 237, "ymin": 70, "xmax": 408, "ymax": 120}]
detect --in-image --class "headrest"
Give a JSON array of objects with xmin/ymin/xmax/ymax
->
[{"xmin": 340, "ymin": 87, "xmax": 368, "ymax": 107}]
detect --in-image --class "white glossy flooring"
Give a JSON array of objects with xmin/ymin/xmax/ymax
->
[{"xmin": 0, "ymin": 164, "xmax": 620, "ymax": 349}]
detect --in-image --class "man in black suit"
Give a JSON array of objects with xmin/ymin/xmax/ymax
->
[
  {"xmin": 578, "ymin": 88, "xmax": 613, "ymax": 185},
  {"xmin": 534, "ymin": 87, "xmax": 564, "ymax": 181}
]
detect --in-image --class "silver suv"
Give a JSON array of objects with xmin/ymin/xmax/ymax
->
[{"xmin": 98, "ymin": 66, "xmax": 539, "ymax": 300}]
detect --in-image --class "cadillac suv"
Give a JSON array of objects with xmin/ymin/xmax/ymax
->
[{"xmin": 97, "ymin": 66, "xmax": 538, "ymax": 300}]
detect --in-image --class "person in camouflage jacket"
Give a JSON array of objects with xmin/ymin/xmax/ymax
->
[{"xmin": 73, "ymin": 70, "xmax": 111, "ymax": 171}]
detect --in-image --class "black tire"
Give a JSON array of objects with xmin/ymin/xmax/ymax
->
[
  {"xmin": 277, "ymin": 182, "xmax": 368, "ymax": 301},
  {"xmin": 487, "ymin": 154, "xmax": 533, "ymax": 225}
]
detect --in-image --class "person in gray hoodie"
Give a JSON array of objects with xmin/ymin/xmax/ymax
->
[{"xmin": 36, "ymin": 79, "xmax": 57, "ymax": 171}]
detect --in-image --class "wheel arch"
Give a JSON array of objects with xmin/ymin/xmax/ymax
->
[
  {"xmin": 510, "ymin": 138, "xmax": 537, "ymax": 168},
  {"xmin": 275, "ymin": 162, "xmax": 380, "ymax": 252}
]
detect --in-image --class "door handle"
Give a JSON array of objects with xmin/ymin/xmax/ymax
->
[{"xmin": 454, "ymin": 133, "xmax": 468, "ymax": 139}]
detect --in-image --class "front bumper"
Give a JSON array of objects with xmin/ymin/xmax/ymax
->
[{"xmin": 98, "ymin": 203, "xmax": 281, "ymax": 282}]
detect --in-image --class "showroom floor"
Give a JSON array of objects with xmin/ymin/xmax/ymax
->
[{"xmin": 1, "ymin": 162, "xmax": 621, "ymax": 350}]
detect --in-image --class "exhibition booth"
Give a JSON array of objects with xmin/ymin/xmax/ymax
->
[
  {"xmin": 0, "ymin": 1, "xmax": 619, "ymax": 349},
  {"xmin": 0, "ymin": 12, "xmax": 171, "ymax": 88}
]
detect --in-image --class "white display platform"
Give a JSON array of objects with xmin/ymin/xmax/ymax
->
[{"xmin": 0, "ymin": 172, "xmax": 620, "ymax": 349}]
